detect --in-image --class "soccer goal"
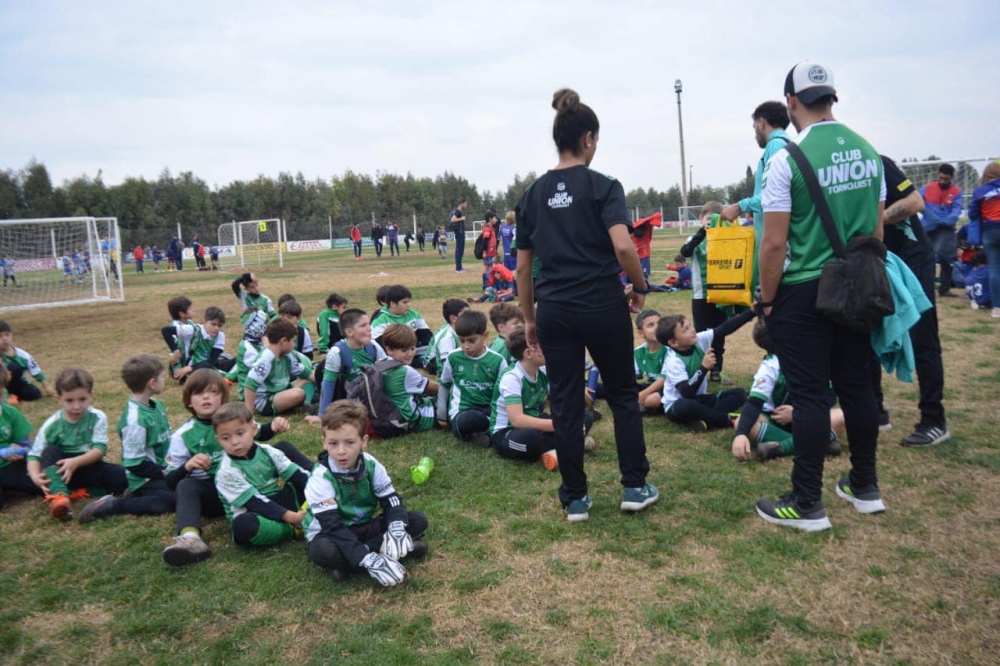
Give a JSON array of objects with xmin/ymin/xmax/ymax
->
[
  {"xmin": 677, "ymin": 205, "xmax": 703, "ymax": 235},
  {"xmin": 217, "ymin": 219, "xmax": 286, "ymax": 269},
  {"xmin": 0, "ymin": 216, "xmax": 124, "ymax": 312},
  {"xmin": 897, "ymin": 158, "xmax": 997, "ymax": 210}
]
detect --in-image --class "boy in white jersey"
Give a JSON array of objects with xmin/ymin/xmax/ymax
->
[
  {"xmin": 490, "ymin": 327, "xmax": 594, "ymax": 471},
  {"xmin": 304, "ymin": 399, "xmax": 427, "ymax": 585},
  {"xmin": 242, "ymin": 318, "xmax": 316, "ymax": 416},
  {"xmin": 26, "ymin": 368, "xmax": 127, "ymax": 520},
  {"xmin": 633, "ymin": 310, "xmax": 666, "ymax": 412},
  {"xmin": 426, "ymin": 299, "xmax": 469, "ymax": 377},
  {"xmin": 731, "ymin": 319, "xmax": 845, "ymax": 462},
  {"xmin": 213, "ymin": 402, "xmax": 310, "ymax": 548},
  {"xmin": 77, "ymin": 354, "xmax": 176, "ymax": 523},
  {"xmin": 370, "ymin": 285, "xmax": 432, "ymax": 369},
  {"xmin": 487, "ymin": 302, "xmax": 524, "ymax": 365},
  {"xmin": 655, "ymin": 310, "xmax": 754, "ymax": 431},
  {"xmin": 161, "ymin": 296, "xmax": 197, "ymax": 382},
  {"xmin": 439, "ymin": 310, "xmax": 508, "ymax": 446},
  {"xmin": 381, "ymin": 324, "xmax": 439, "ymax": 433},
  {"xmin": 312, "ymin": 308, "xmax": 387, "ymax": 422}
]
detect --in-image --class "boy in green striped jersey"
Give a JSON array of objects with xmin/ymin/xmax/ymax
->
[
  {"xmin": 231, "ymin": 272, "xmax": 276, "ymax": 321},
  {"xmin": 439, "ymin": 310, "xmax": 508, "ymax": 446},
  {"xmin": 380, "ymin": 324, "xmax": 439, "ymax": 433},
  {"xmin": 242, "ymin": 318, "xmax": 316, "ymax": 416},
  {"xmin": 490, "ymin": 327, "xmax": 594, "ymax": 471},
  {"xmin": 304, "ymin": 399, "xmax": 427, "ymax": 585},
  {"xmin": 213, "ymin": 402, "xmax": 309, "ymax": 548},
  {"xmin": 425, "ymin": 299, "xmax": 468, "ymax": 377},
  {"xmin": 370, "ymin": 285, "xmax": 432, "ymax": 369},
  {"xmin": 77, "ymin": 354, "xmax": 176, "ymax": 523},
  {"xmin": 0, "ymin": 320, "xmax": 56, "ymax": 402},
  {"xmin": 26, "ymin": 368, "xmax": 127, "ymax": 520}
]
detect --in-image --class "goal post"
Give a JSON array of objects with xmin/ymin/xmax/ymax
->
[
  {"xmin": 0, "ymin": 216, "xmax": 124, "ymax": 312},
  {"xmin": 896, "ymin": 157, "xmax": 997, "ymax": 211},
  {"xmin": 217, "ymin": 219, "xmax": 285, "ymax": 269},
  {"xmin": 677, "ymin": 205, "xmax": 704, "ymax": 235}
]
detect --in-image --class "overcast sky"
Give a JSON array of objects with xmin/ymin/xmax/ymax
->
[{"xmin": 1, "ymin": 1, "xmax": 996, "ymax": 197}]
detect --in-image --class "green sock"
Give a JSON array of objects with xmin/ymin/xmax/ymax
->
[
  {"xmin": 302, "ymin": 381, "xmax": 316, "ymax": 404},
  {"xmin": 249, "ymin": 517, "xmax": 294, "ymax": 546},
  {"xmin": 759, "ymin": 423, "xmax": 795, "ymax": 455},
  {"xmin": 44, "ymin": 465, "xmax": 70, "ymax": 496}
]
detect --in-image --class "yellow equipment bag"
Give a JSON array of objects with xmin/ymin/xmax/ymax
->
[{"xmin": 705, "ymin": 221, "xmax": 755, "ymax": 308}]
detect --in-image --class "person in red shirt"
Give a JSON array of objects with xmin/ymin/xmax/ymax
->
[
  {"xmin": 482, "ymin": 211, "xmax": 499, "ymax": 270},
  {"xmin": 350, "ymin": 223, "xmax": 363, "ymax": 260},
  {"xmin": 132, "ymin": 245, "xmax": 145, "ymax": 273}
]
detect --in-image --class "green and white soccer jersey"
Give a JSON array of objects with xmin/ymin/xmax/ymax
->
[
  {"xmin": 660, "ymin": 330, "xmax": 714, "ymax": 412},
  {"xmin": 381, "ymin": 365, "xmax": 436, "ymax": 431},
  {"xmin": 238, "ymin": 291, "xmax": 275, "ymax": 318},
  {"xmin": 370, "ymin": 308, "xmax": 429, "ymax": 341},
  {"xmin": 243, "ymin": 348, "xmax": 312, "ymax": 396},
  {"xmin": 165, "ymin": 418, "xmax": 225, "ymax": 480},
  {"xmin": 490, "ymin": 336, "xmax": 513, "ymax": 365},
  {"xmin": 190, "ymin": 325, "xmax": 226, "ymax": 366},
  {"xmin": 28, "ymin": 407, "xmax": 109, "ymax": 460},
  {"xmin": 2, "ymin": 347, "xmax": 46, "ymax": 381},
  {"xmin": 440, "ymin": 348, "xmax": 508, "ymax": 419},
  {"xmin": 321, "ymin": 342, "xmax": 386, "ymax": 384},
  {"xmin": 634, "ymin": 343, "xmax": 667, "ymax": 383},
  {"xmin": 215, "ymin": 443, "xmax": 300, "ymax": 520},
  {"xmin": 169, "ymin": 319, "xmax": 198, "ymax": 364},
  {"xmin": 428, "ymin": 324, "xmax": 458, "ymax": 376},
  {"xmin": 118, "ymin": 397, "xmax": 172, "ymax": 491},
  {"xmin": 227, "ymin": 340, "xmax": 261, "ymax": 397},
  {"xmin": 0, "ymin": 403, "xmax": 33, "ymax": 471},
  {"xmin": 303, "ymin": 453, "xmax": 395, "ymax": 539},
  {"xmin": 749, "ymin": 354, "xmax": 787, "ymax": 413},
  {"xmin": 316, "ymin": 308, "xmax": 339, "ymax": 353},
  {"xmin": 761, "ymin": 121, "xmax": 887, "ymax": 285},
  {"xmin": 489, "ymin": 362, "xmax": 549, "ymax": 433}
]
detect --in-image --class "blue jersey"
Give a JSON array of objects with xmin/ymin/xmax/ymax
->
[
  {"xmin": 0, "ymin": 258, "xmax": 14, "ymax": 276},
  {"xmin": 499, "ymin": 224, "xmax": 516, "ymax": 255},
  {"xmin": 966, "ymin": 266, "xmax": 991, "ymax": 307}
]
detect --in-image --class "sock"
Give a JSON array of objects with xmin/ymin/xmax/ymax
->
[
  {"xmin": 303, "ymin": 382, "xmax": 316, "ymax": 404},
  {"xmin": 180, "ymin": 527, "xmax": 200, "ymax": 538},
  {"xmin": 44, "ymin": 465, "xmax": 70, "ymax": 496},
  {"xmin": 249, "ymin": 517, "xmax": 294, "ymax": 546}
]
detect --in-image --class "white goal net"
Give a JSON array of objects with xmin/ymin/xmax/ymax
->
[
  {"xmin": 676, "ymin": 205, "xmax": 704, "ymax": 235},
  {"xmin": 0, "ymin": 216, "xmax": 124, "ymax": 312},
  {"xmin": 217, "ymin": 219, "xmax": 285, "ymax": 269}
]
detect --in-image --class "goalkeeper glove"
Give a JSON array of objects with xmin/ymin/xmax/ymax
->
[
  {"xmin": 380, "ymin": 520, "xmax": 413, "ymax": 560},
  {"xmin": 360, "ymin": 552, "xmax": 406, "ymax": 587}
]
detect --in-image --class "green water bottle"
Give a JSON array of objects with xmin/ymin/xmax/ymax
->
[{"xmin": 410, "ymin": 456, "xmax": 434, "ymax": 485}]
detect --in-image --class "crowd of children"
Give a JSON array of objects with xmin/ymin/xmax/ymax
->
[{"xmin": 1, "ymin": 210, "xmax": 979, "ymax": 586}]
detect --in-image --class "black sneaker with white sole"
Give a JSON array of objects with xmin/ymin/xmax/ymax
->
[
  {"xmin": 900, "ymin": 425, "xmax": 951, "ymax": 448},
  {"xmin": 834, "ymin": 478, "xmax": 886, "ymax": 514},
  {"xmin": 755, "ymin": 494, "xmax": 832, "ymax": 532}
]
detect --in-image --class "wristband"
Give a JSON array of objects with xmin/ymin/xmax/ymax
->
[{"xmin": 632, "ymin": 283, "xmax": 652, "ymax": 295}]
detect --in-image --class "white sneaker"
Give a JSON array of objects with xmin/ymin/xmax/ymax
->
[{"xmin": 992, "ymin": 308, "xmax": 1000, "ymax": 319}]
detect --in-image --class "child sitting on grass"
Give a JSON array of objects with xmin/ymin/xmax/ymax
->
[
  {"xmin": 439, "ymin": 310, "xmax": 508, "ymax": 446},
  {"xmin": 656, "ymin": 309, "xmax": 754, "ymax": 431},
  {"xmin": 278, "ymin": 299, "xmax": 317, "ymax": 360},
  {"xmin": 426, "ymin": 299, "xmax": 469, "ymax": 377},
  {"xmin": 488, "ymin": 302, "xmax": 524, "ymax": 365},
  {"xmin": 380, "ymin": 324, "xmax": 439, "ymax": 434},
  {"xmin": 304, "ymin": 399, "xmax": 428, "ymax": 586},
  {"xmin": 490, "ymin": 327, "xmax": 594, "ymax": 471},
  {"xmin": 26, "ymin": 368, "xmax": 127, "ymax": 520},
  {"xmin": 213, "ymin": 402, "xmax": 310, "ymax": 548},
  {"xmin": 731, "ymin": 319, "xmax": 844, "ymax": 462},
  {"xmin": 165, "ymin": 306, "xmax": 234, "ymax": 376},
  {"xmin": 468, "ymin": 263, "xmax": 517, "ymax": 303},
  {"xmin": 965, "ymin": 250, "xmax": 991, "ymax": 310},
  {"xmin": 231, "ymin": 271, "xmax": 276, "ymax": 321},
  {"xmin": 370, "ymin": 285, "xmax": 433, "ymax": 369},
  {"xmin": 633, "ymin": 310, "xmax": 666, "ymax": 412},
  {"xmin": 162, "ymin": 369, "xmax": 311, "ymax": 566},
  {"xmin": 314, "ymin": 308, "xmax": 387, "ymax": 420},
  {"xmin": 0, "ymin": 320, "xmax": 57, "ymax": 403},
  {"xmin": 242, "ymin": 318, "xmax": 316, "ymax": 416},
  {"xmin": 161, "ymin": 296, "xmax": 197, "ymax": 382},
  {"xmin": 0, "ymin": 364, "xmax": 42, "ymax": 508},
  {"xmin": 77, "ymin": 354, "xmax": 177, "ymax": 523},
  {"xmin": 316, "ymin": 292, "xmax": 349, "ymax": 356}
]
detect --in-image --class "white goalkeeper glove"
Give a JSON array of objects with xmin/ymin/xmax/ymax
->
[
  {"xmin": 360, "ymin": 552, "xmax": 406, "ymax": 587},
  {"xmin": 380, "ymin": 520, "xmax": 413, "ymax": 560}
]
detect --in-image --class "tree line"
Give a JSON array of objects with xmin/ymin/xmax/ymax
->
[{"xmin": 0, "ymin": 160, "xmax": 758, "ymax": 248}]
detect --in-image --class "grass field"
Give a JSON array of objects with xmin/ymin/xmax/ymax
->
[{"xmin": 1, "ymin": 240, "xmax": 998, "ymax": 665}]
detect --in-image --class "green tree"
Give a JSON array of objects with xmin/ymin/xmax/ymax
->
[{"xmin": 21, "ymin": 161, "xmax": 54, "ymax": 217}]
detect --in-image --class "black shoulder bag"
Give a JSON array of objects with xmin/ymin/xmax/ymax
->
[{"xmin": 783, "ymin": 142, "xmax": 895, "ymax": 333}]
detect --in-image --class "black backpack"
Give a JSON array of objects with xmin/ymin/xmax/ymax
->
[
  {"xmin": 473, "ymin": 232, "xmax": 487, "ymax": 260},
  {"xmin": 332, "ymin": 340, "xmax": 376, "ymax": 401},
  {"xmin": 344, "ymin": 358, "xmax": 409, "ymax": 439}
]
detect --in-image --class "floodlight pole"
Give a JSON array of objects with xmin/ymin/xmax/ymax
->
[{"xmin": 675, "ymin": 79, "xmax": 688, "ymax": 210}]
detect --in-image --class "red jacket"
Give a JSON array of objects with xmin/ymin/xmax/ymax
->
[
  {"xmin": 133, "ymin": 247, "xmax": 144, "ymax": 260},
  {"xmin": 350, "ymin": 227, "xmax": 362, "ymax": 242},
  {"xmin": 483, "ymin": 225, "xmax": 498, "ymax": 258}
]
